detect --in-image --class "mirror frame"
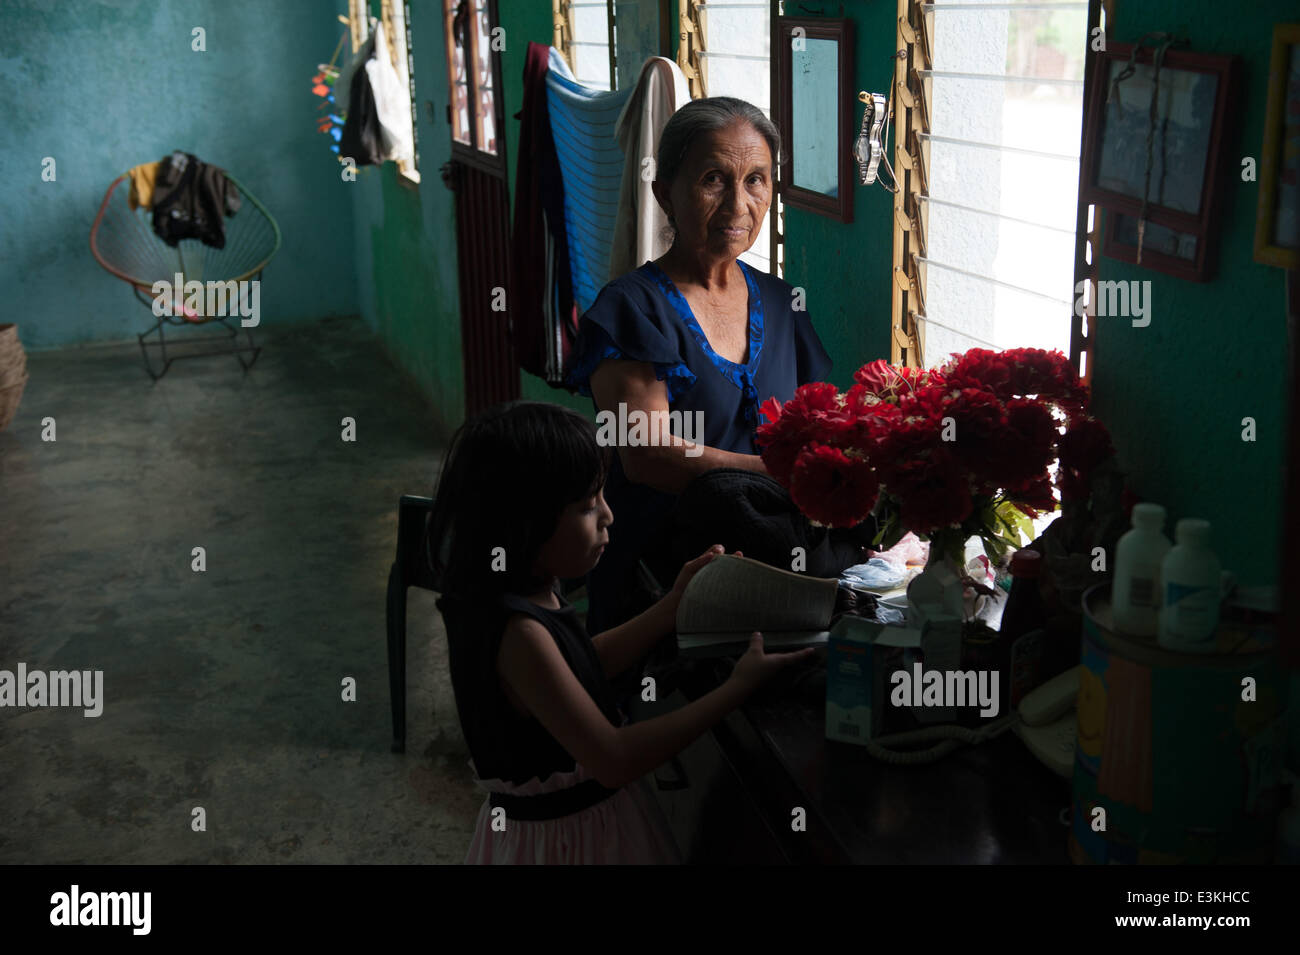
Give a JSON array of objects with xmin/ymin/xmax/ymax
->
[{"xmin": 775, "ymin": 16, "xmax": 855, "ymax": 223}]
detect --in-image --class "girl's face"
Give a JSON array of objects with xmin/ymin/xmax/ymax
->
[{"xmin": 533, "ymin": 487, "xmax": 613, "ymax": 580}]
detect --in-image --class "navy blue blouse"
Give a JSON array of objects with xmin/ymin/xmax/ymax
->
[{"xmin": 566, "ymin": 260, "xmax": 832, "ymax": 634}]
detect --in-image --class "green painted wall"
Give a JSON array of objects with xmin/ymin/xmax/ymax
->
[
  {"xmin": 353, "ymin": 0, "xmax": 588, "ymax": 435},
  {"xmin": 1091, "ymin": 0, "xmax": 1292, "ymax": 589},
  {"xmin": 781, "ymin": 2, "xmax": 898, "ymax": 388}
]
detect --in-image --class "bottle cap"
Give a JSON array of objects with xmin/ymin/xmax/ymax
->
[
  {"xmin": 1174, "ymin": 518, "xmax": 1211, "ymax": 546},
  {"xmin": 1009, "ymin": 549, "xmax": 1042, "ymax": 578},
  {"xmin": 1131, "ymin": 502, "xmax": 1166, "ymax": 530}
]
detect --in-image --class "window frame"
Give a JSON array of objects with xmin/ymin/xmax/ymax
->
[
  {"xmin": 891, "ymin": 0, "xmax": 1100, "ymax": 383},
  {"xmin": 444, "ymin": 0, "xmax": 507, "ymax": 176}
]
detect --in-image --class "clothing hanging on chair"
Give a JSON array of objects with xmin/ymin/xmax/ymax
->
[
  {"xmin": 127, "ymin": 161, "xmax": 161, "ymax": 211},
  {"xmin": 150, "ymin": 151, "xmax": 242, "ymax": 249}
]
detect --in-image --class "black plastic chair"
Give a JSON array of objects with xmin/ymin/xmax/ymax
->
[{"xmin": 386, "ymin": 494, "xmax": 437, "ymax": 753}]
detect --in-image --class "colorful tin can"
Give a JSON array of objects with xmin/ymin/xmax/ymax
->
[{"xmin": 1068, "ymin": 585, "xmax": 1287, "ymax": 864}]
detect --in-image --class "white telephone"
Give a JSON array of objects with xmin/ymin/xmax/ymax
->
[{"xmin": 1012, "ymin": 665, "xmax": 1081, "ymax": 779}]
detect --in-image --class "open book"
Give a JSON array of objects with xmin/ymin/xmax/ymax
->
[{"xmin": 675, "ymin": 555, "xmax": 839, "ymax": 657}]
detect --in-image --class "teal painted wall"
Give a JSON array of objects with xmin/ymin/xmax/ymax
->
[
  {"xmin": 1091, "ymin": 0, "xmax": 1292, "ymax": 589},
  {"xmin": 0, "ymin": 0, "xmax": 358, "ymax": 349}
]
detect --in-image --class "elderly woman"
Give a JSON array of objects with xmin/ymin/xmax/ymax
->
[{"xmin": 567, "ymin": 97, "xmax": 832, "ymax": 634}]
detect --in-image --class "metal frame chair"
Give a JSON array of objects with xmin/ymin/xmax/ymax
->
[
  {"xmin": 89, "ymin": 168, "xmax": 281, "ymax": 380},
  {"xmin": 386, "ymin": 495, "xmax": 438, "ymax": 754}
]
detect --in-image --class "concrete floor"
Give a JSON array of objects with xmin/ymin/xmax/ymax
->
[{"xmin": 0, "ymin": 316, "xmax": 481, "ymax": 863}]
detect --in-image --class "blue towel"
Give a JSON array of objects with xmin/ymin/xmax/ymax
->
[{"xmin": 546, "ymin": 71, "xmax": 634, "ymax": 314}]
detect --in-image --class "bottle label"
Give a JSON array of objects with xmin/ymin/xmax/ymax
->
[{"xmin": 1165, "ymin": 581, "xmax": 1217, "ymax": 635}]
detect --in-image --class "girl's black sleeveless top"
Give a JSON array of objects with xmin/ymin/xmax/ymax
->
[{"xmin": 439, "ymin": 591, "xmax": 625, "ymax": 786}]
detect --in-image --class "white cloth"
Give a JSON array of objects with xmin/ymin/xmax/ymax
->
[
  {"xmin": 609, "ymin": 57, "xmax": 691, "ymax": 282},
  {"xmin": 334, "ymin": 18, "xmax": 377, "ymax": 118},
  {"xmin": 365, "ymin": 21, "xmax": 414, "ymax": 163}
]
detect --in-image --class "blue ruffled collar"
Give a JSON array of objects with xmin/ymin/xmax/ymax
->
[{"xmin": 642, "ymin": 260, "xmax": 765, "ymax": 425}]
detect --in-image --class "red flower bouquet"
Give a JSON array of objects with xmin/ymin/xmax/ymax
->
[{"xmin": 756, "ymin": 348, "xmax": 1113, "ymax": 566}]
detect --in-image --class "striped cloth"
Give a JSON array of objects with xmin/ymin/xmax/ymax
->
[{"xmin": 546, "ymin": 69, "xmax": 635, "ymax": 314}]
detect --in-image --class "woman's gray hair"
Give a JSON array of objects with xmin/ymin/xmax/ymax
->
[{"xmin": 655, "ymin": 96, "xmax": 781, "ymax": 188}]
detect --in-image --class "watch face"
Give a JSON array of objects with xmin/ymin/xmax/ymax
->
[{"xmin": 854, "ymin": 133, "xmax": 870, "ymax": 165}]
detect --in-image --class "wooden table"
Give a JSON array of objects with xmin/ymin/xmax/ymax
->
[{"xmin": 642, "ymin": 655, "xmax": 1074, "ymax": 864}]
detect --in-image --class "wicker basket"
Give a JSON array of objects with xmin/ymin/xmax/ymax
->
[
  {"xmin": 0, "ymin": 370, "xmax": 28, "ymax": 431},
  {"xmin": 0, "ymin": 350, "xmax": 26, "ymax": 386},
  {"xmin": 0, "ymin": 323, "xmax": 23, "ymax": 383}
]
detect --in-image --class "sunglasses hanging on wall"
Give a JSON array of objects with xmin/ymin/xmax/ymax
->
[{"xmin": 854, "ymin": 50, "xmax": 906, "ymax": 193}]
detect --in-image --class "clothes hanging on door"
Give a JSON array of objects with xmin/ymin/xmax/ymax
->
[
  {"xmin": 609, "ymin": 57, "xmax": 690, "ymax": 282},
  {"xmin": 511, "ymin": 43, "xmax": 580, "ymax": 386},
  {"xmin": 150, "ymin": 151, "xmax": 242, "ymax": 249},
  {"xmin": 546, "ymin": 68, "xmax": 635, "ymax": 315}
]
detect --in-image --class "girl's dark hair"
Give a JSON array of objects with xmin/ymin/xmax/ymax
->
[
  {"xmin": 427, "ymin": 401, "xmax": 609, "ymax": 603},
  {"xmin": 655, "ymin": 96, "xmax": 782, "ymax": 188}
]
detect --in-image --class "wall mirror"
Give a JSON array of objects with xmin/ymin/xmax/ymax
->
[{"xmin": 776, "ymin": 17, "xmax": 855, "ymax": 223}]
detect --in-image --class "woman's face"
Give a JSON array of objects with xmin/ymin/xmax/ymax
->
[
  {"xmin": 533, "ymin": 487, "xmax": 613, "ymax": 580},
  {"xmin": 655, "ymin": 120, "xmax": 773, "ymax": 263}
]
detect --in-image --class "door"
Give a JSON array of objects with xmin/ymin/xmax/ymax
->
[{"xmin": 442, "ymin": 0, "xmax": 518, "ymax": 417}]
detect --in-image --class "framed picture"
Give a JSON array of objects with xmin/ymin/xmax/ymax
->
[
  {"xmin": 1103, "ymin": 212, "xmax": 1201, "ymax": 281},
  {"xmin": 1254, "ymin": 24, "xmax": 1300, "ymax": 270},
  {"xmin": 774, "ymin": 17, "xmax": 855, "ymax": 223},
  {"xmin": 1080, "ymin": 43, "xmax": 1239, "ymax": 281}
]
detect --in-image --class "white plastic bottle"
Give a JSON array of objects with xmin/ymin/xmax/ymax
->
[
  {"xmin": 1157, "ymin": 519, "xmax": 1222, "ymax": 651},
  {"xmin": 1112, "ymin": 503, "xmax": 1172, "ymax": 637}
]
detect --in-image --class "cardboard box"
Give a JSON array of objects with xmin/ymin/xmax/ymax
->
[{"xmin": 824, "ymin": 616, "xmax": 923, "ymax": 744}]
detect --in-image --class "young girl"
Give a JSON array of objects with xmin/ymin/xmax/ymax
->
[{"xmin": 428, "ymin": 400, "xmax": 813, "ymax": 864}]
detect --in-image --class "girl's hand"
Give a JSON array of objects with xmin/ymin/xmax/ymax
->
[
  {"xmin": 728, "ymin": 633, "xmax": 817, "ymax": 693},
  {"xmin": 668, "ymin": 544, "xmax": 736, "ymax": 603}
]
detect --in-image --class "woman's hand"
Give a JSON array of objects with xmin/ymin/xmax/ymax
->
[{"xmin": 728, "ymin": 633, "xmax": 818, "ymax": 693}]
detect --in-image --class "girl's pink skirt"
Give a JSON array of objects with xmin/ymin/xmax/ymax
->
[{"xmin": 463, "ymin": 760, "xmax": 683, "ymax": 865}]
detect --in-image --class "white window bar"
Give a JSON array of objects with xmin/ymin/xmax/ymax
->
[
  {"xmin": 918, "ymin": 132, "xmax": 1078, "ymax": 163},
  {"xmin": 914, "ymin": 255, "xmax": 1074, "ymax": 307},
  {"xmin": 916, "ymin": 69, "xmax": 1084, "ymax": 88},
  {"xmin": 918, "ymin": 195, "xmax": 1079, "ymax": 237},
  {"xmin": 697, "ymin": 51, "xmax": 768, "ymax": 62},
  {"xmin": 912, "ymin": 313, "xmax": 1000, "ymax": 350},
  {"xmin": 921, "ymin": 2, "xmax": 1087, "ymax": 10}
]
